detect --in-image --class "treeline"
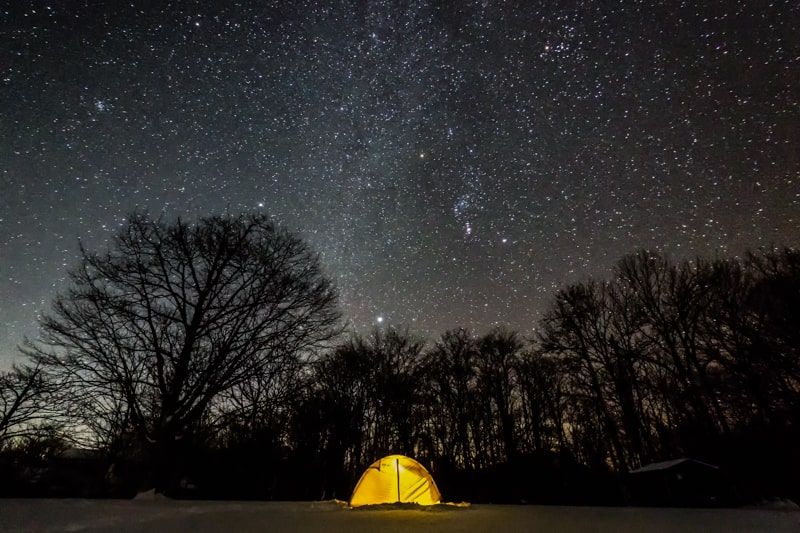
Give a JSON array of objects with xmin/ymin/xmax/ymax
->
[
  {"xmin": 226, "ymin": 248, "xmax": 799, "ymax": 503},
  {"xmin": 0, "ymin": 212, "xmax": 798, "ymax": 504}
]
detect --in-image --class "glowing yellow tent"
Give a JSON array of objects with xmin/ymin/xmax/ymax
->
[{"xmin": 349, "ymin": 455, "xmax": 442, "ymax": 507}]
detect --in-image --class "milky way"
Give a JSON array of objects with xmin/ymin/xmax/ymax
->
[{"xmin": 1, "ymin": 1, "xmax": 798, "ymax": 366}]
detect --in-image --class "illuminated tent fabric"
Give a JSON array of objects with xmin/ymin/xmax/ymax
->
[{"xmin": 349, "ymin": 455, "xmax": 442, "ymax": 507}]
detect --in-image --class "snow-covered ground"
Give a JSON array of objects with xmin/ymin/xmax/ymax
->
[{"xmin": 1, "ymin": 500, "xmax": 799, "ymax": 532}]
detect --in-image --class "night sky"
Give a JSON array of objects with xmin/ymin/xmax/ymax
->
[{"xmin": 1, "ymin": 1, "xmax": 798, "ymax": 367}]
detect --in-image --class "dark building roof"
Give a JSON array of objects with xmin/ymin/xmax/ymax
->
[{"xmin": 630, "ymin": 458, "xmax": 720, "ymax": 474}]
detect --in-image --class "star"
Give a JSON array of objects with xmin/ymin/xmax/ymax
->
[{"xmin": 0, "ymin": 1, "xmax": 797, "ymax": 365}]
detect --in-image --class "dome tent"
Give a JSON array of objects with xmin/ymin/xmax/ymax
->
[{"xmin": 349, "ymin": 455, "xmax": 442, "ymax": 507}]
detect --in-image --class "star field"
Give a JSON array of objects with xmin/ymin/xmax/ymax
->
[{"xmin": 1, "ymin": 1, "xmax": 798, "ymax": 366}]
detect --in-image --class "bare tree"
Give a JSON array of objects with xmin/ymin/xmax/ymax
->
[
  {"xmin": 299, "ymin": 336, "xmax": 374, "ymax": 498},
  {"xmin": 0, "ymin": 362, "xmax": 55, "ymax": 446},
  {"xmin": 743, "ymin": 247, "xmax": 800, "ymax": 420},
  {"xmin": 616, "ymin": 252, "xmax": 730, "ymax": 439},
  {"xmin": 538, "ymin": 282, "xmax": 632, "ymax": 471},
  {"xmin": 26, "ymin": 212, "xmax": 341, "ymax": 491},
  {"xmin": 422, "ymin": 328, "xmax": 480, "ymax": 470},
  {"xmin": 475, "ymin": 327, "xmax": 523, "ymax": 465},
  {"xmin": 339, "ymin": 328, "xmax": 426, "ymax": 461},
  {"xmin": 514, "ymin": 349, "xmax": 567, "ymax": 454}
]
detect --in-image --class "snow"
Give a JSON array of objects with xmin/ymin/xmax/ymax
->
[{"xmin": 1, "ymin": 500, "xmax": 799, "ymax": 532}]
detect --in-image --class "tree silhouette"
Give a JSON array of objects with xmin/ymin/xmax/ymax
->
[
  {"xmin": 421, "ymin": 328, "xmax": 480, "ymax": 470},
  {"xmin": 0, "ymin": 362, "xmax": 56, "ymax": 446},
  {"xmin": 26, "ymin": 212, "xmax": 341, "ymax": 492},
  {"xmin": 475, "ymin": 328, "xmax": 523, "ymax": 465},
  {"xmin": 5, "ymin": 242, "xmax": 799, "ymax": 503}
]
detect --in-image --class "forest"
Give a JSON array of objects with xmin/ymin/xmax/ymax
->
[{"xmin": 1, "ymin": 213, "xmax": 798, "ymax": 506}]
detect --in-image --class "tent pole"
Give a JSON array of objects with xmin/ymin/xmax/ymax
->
[{"xmin": 396, "ymin": 458, "xmax": 401, "ymax": 503}]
